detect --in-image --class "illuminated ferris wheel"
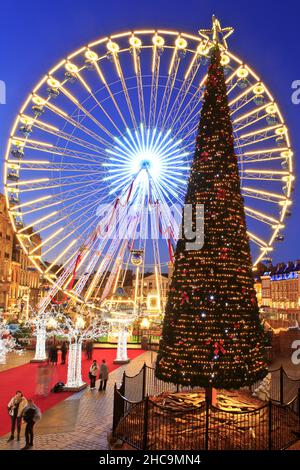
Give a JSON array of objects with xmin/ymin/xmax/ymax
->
[{"xmin": 3, "ymin": 18, "xmax": 294, "ymax": 311}]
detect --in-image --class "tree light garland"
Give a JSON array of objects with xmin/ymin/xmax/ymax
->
[
  {"xmin": 0, "ymin": 316, "xmax": 23, "ymax": 364},
  {"xmin": 53, "ymin": 312, "xmax": 109, "ymax": 389}
]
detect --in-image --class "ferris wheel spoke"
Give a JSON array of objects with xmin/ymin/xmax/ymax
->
[
  {"xmin": 241, "ymin": 169, "xmax": 291, "ymax": 181},
  {"xmin": 62, "ymin": 69, "xmax": 122, "ymax": 135},
  {"xmin": 11, "ymin": 173, "xmax": 104, "ymax": 194},
  {"xmin": 110, "ymin": 52, "xmax": 138, "ymax": 129},
  {"xmin": 157, "ymin": 51, "xmax": 181, "ymax": 129},
  {"xmin": 228, "ymin": 83, "xmax": 256, "ymax": 108},
  {"xmin": 37, "ymin": 204, "xmax": 103, "ymax": 258},
  {"xmin": 242, "ymin": 187, "xmax": 287, "ymax": 204},
  {"xmin": 232, "ymin": 102, "xmax": 273, "ymax": 128},
  {"xmin": 165, "ymin": 51, "xmax": 203, "ymax": 129},
  {"xmin": 14, "ymin": 183, "xmax": 109, "ymax": 217},
  {"xmin": 148, "ymin": 45, "xmax": 161, "ymax": 128},
  {"xmin": 44, "ymin": 239, "xmax": 78, "ymax": 274},
  {"xmin": 233, "ymin": 113, "xmax": 271, "ymax": 133},
  {"xmin": 57, "ymin": 84, "xmax": 115, "ymax": 142},
  {"xmin": 247, "ymin": 230, "xmax": 269, "ymax": 248},
  {"xmin": 92, "ymin": 61, "xmax": 128, "ymax": 130},
  {"xmin": 244, "ymin": 206, "xmax": 280, "ymax": 226},
  {"xmin": 19, "ymin": 114, "xmax": 106, "ymax": 156},
  {"xmin": 238, "ymin": 147, "xmax": 292, "ymax": 164},
  {"xmin": 34, "ymin": 96, "xmax": 112, "ymax": 147},
  {"xmin": 172, "ymin": 77, "xmax": 206, "ymax": 137},
  {"xmin": 131, "ymin": 46, "xmax": 146, "ymax": 126},
  {"xmin": 10, "ymin": 137, "xmax": 105, "ymax": 163}
]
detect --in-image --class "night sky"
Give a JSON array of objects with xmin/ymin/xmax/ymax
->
[{"xmin": 0, "ymin": 0, "xmax": 299, "ymax": 264}]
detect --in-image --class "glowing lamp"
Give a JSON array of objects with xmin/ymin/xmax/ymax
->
[
  {"xmin": 47, "ymin": 77, "xmax": 61, "ymax": 89},
  {"xmin": 253, "ymin": 83, "xmax": 265, "ymax": 95},
  {"xmin": 140, "ymin": 318, "xmax": 150, "ymax": 329},
  {"xmin": 220, "ymin": 54, "xmax": 230, "ymax": 66},
  {"xmin": 32, "ymin": 96, "xmax": 46, "ymax": 106},
  {"xmin": 266, "ymin": 104, "xmax": 277, "ymax": 114},
  {"xmin": 152, "ymin": 35, "xmax": 165, "ymax": 47},
  {"xmin": 75, "ymin": 316, "xmax": 85, "ymax": 329},
  {"xmin": 237, "ymin": 67, "xmax": 249, "ymax": 78},
  {"xmin": 85, "ymin": 50, "xmax": 98, "ymax": 61},
  {"xmin": 65, "ymin": 62, "xmax": 79, "ymax": 74},
  {"xmin": 197, "ymin": 43, "xmax": 210, "ymax": 55},
  {"xmin": 47, "ymin": 318, "xmax": 57, "ymax": 329},
  {"xmin": 175, "ymin": 37, "xmax": 187, "ymax": 49},
  {"xmin": 275, "ymin": 126, "xmax": 286, "ymax": 136},
  {"xmin": 280, "ymin": 150, "xmax": 293, "ymax": 159},
  {"xmin": 129, "ymin": 36, "xmax": 142, "ymax": 48},
  {"xmin": 107, "ymin": 41, "xmax": 120, "ymax": 53},
  {"xmin": 19, "ymin": 116, "xmax": 34, "ymax": 126}
]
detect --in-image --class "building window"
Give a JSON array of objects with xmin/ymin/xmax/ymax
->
[{"xmin": 4, "ymin": 252, "xmax": 9, "ymax": 259}]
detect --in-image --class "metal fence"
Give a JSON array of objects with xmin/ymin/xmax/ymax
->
[{"xmin": 112, "ymin": 364, "xmax": 300, "ymax": 450}]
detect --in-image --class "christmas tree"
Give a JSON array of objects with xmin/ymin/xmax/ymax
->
[{"xmin": 155, "ymin": 46, "xmax": 268, "ymax": 389}]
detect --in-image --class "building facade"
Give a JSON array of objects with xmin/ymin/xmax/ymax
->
[
  {"xmin": 0, "ymin": 194, "xmax": 42, "ymax": 316},
  {"xmin": 258, "ymin": 260, "xmax": 300, "ymax": 323}
]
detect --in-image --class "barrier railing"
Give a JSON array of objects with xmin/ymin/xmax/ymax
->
[{"xmin": 112, "ymin": 364, "xmax": 300, "ymax": 450}]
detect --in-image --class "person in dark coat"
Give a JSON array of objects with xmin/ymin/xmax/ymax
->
[
  {"xmin": 86, "ymin": 340, "xmax": 93, "ymax": 360},
  {"xmin": 49, "ymin": 343, "xmax": 58, "ymax": 365},
  {"xmin": 60, "ymin": 342, "xmax": 68, "ymax": 365},
  {"xmin": 21, "ymin": 398, "xmax": 41, "ymax": 450},
  {"xmin": 98, "ymin": 359, "xmax": 109, "ymax": 391}
]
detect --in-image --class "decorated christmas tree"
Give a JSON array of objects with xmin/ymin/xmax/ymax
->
[{"xmin": 155, "ymin": 46, "xmax": 268, "ymax": 389}]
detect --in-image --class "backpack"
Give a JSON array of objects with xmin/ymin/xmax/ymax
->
[
  {"xmin": 51, "ymin": 381, "xmax": 65, "ymax": 393},
  {"xmin": 23, "ymin": 407, "xmax": 36, "ymax": 423}
]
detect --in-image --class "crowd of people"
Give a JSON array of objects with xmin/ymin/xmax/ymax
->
[{"xmin": 6, "ymin": 340, "xmax": 110, "ymax": 449}]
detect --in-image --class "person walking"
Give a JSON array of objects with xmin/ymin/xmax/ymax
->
[
  {"xmin": 89, "ymin": 360, "xmax": 98, "ymax": 389},
  {"xmin": 60, "ymin": 341, "xmax": 68, "ymax": 365},
  {"xmin": 21, "ymin": 398, "xmax": 42, "ymax": 450},
  {"xmin": 7, "ymin": 391, "xmax": 27, "ymax": 442},
  {"xmin": 98, "ymin": 359, "xmax": 109, "ymax": 391}
]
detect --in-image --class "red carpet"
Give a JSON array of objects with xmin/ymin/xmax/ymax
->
[{"xmin": 0, "ymin": 348, "xmax": 143, "ymax": 436}]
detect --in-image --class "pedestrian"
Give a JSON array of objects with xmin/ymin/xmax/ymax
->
[
  {"xmin": 60, "ymin": 341, "xmax": 68, "ymax": 365},
  {"xmin": 86, "ymin": 340, "xmax": 93, "ymax": 360},
  {"xmin": 21, "ymin": 398, "xmax": 42, "ymax": 450},
  {"xmin": 49, "ymin": 343, "xmax": 58, "ymax": 365},
  {"xmin": 7, "ymin": 391, "xmax": 27, "ymax": 442},
  {"xmin": 89, "ymin": 360, "xmax": 98, "ymax": 389},
  {"xmin": 98, "ymin": 359, "xmax": 109, "ymax": 391}
]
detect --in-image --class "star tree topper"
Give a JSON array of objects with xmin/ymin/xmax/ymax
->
[{"xmin": 199, "ymin": 15, "xmax": 234, "ymax": 50}]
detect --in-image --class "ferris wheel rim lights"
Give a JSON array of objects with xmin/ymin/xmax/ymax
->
[{"xmin": 3, "ymin": 25, "xmax": 294, "ymax": 299}]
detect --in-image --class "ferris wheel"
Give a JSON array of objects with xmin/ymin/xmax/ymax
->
[{"xmin": 4, "ymin": 19, "xmax": 294, "ymax": 311}]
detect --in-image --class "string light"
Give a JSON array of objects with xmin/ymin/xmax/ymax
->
[{"xmin": 155, "ymin": 47, "xmax": 268, "ymax": 389}]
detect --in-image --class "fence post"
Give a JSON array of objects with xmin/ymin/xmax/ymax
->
[
  {"xmin": 268, "ymin": 401, "xmax": 272, "ymax": 450},
  {"xmin": 298, "ymin": 388, "xmax": 300, "ymax": 430},
  {"xmin": 142, "ymin": 396, "xmax": 149, "ymax": 450},
  {"xmin": 112, "ymin": 383, "xmax": 117, "ymax": 434},
  {"xmin": 205, "ymin": 399, "xmax": 210, "ymax": 450},
  {"xmin": 280, "ymin": 365, "xmax": 284, "ymax": 405},
  {"xmin": 119, "ymin": 370, "xmax": 126, "ymax": 396},
  {"xmin": 142, "ymin": 362, "xmax": 147, "ymax": 399}
]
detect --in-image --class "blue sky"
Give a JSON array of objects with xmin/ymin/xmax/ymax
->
[{"xmin": 0, "ymin": 0, "xmax": 299, "ymax": 264}]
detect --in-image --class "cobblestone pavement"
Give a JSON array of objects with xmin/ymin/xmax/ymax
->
[
  {"xmin": 1, "ymin": 351, "xmax": 299, "ymax": 451},
  {"xmin": 0, "ymin": 351, "xmax": 154, "ymax": 451}
]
